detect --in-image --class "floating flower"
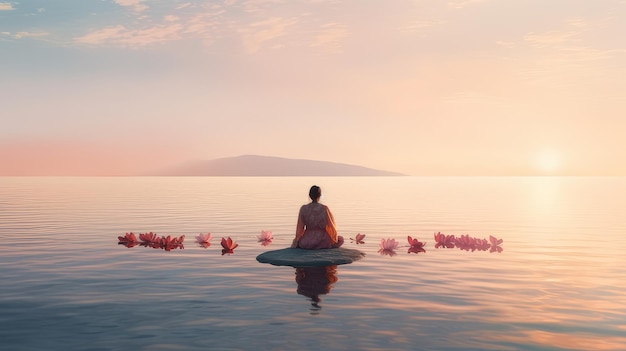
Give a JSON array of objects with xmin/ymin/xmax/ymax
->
[
  {"xmin": 350, "ymin": 233, "xmax": 366, "ymax": 244},
  {"xmin": 195, "ymin": 232, "xmax": 212, "ymax": 247},
  {"xmin": 257, "ymin": 230, "xmax": 273, "ymax": 246},
  {"xmin": 475, "ymin": 238, "xmax": 491, "ymax": 251},
  {"xmin": 378, "ymin": 238, "xmax": 398, "ymax": 256},
  {"xmin": 159, "ymin": 235, "xmax": 185, "ymax": 251},
  {"xmin": 175, "ymin": 235, "xmax": 185, "ymax": 246},
  {"xmin": 407, "ymin": 236, "xmax": 426, "ymax": 254},
  {"xmin": 489, "ymin": 235, "xmax": 503, "ymax": 253},
  {"xmin": 160, "ymin": 235, "xmax": 175, "ymax": 251},
  {"xmin": 221, "ymin": 237, "xmax": 238, "ymax": 254},
  {"xmin": 379, "ymin": 238, "xmax": 398, "ymax": 251},
  {"xmin": 139, "ymin": 232, "xmax": 159, "ymax": 244},
  {"xmin": 434, "ymin": 232, "xmax": 456, "ymax": 249},
  {"xmin": 117, "ymin": 232, "xmax": 138, "ymax": 247},
  {"xmin": 455, "ymin": 234, "xmax": 477, "ymax": 251}
]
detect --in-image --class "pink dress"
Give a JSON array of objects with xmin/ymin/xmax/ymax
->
[{"xmin": 293, "ymin": 202, "xmax": 342, "ymax": 249}]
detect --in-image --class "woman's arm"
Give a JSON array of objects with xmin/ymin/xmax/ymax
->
[
  {"xmin": 325, "ymin": 206, "xmax": 338, "ymax": 244},
  {"xmin": 291, "ymin": 206, "xmax": 306, "ymax": 248}
]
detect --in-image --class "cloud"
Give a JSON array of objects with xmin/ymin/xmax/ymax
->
[
  {"xmin": 75, "ymin": 24, "xmax": 183, "ymax": 47},
  {"xmin": 114, "ymin": 0, "xmax": 148, "ymax": 13},
  {"xmin": 13, "ymin": 31, "xmax": 49, "ymax": 39},
  {"xmin": 1, "ymin": 31, "xmax": 49, "ymax": 40},
  {"xmin": 522, "ymin": 18, "xmax": 618, "ymax": 63},
  {"xmin": 447, "ymin": 0, "xmax": 487, "ymax": 9},
  {"xmin": 399, "ymin": 19, "xmax": 446, "ymax": 36},
  {"xmin": 242, "ymin": 0, "xmax": 285, "ymax": 14},
  {"xmin": 239, "ymin": 17, "xmax": 298, "ymax": 53},
  {"xmin": 309, "ymin": 23, "xmax": 348, "ymax": 53},
  {"xmin": 514, "ymin": 17, "xmax": 626, "ymax": 91},
  {"xmin": 74, "ymin": 3, "xmax": 226, "ymax": 49},
  {"xmin": 0, "ymin": 2, "xmax": 14, "ymax": 10}
]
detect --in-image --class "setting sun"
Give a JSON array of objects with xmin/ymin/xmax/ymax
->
[{"xmin": 536, "ymin": 150, "xmax": 561, "ymax": 175}]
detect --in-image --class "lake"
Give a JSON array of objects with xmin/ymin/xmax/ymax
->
[{"xmin": 1, "ymin": 176, "xmax": 625, "ymax": 350}]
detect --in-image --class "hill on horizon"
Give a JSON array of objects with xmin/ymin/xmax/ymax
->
[{"xmin": 153, "ymin": 155, "xmax": 404, "ymax": 176}]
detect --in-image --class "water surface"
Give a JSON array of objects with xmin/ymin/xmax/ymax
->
[{"xmin": 1, "ymin": 177, "xmax": 625, "ymax": 350}]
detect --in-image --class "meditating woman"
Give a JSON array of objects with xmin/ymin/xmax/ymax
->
[{"xmin": 291, "ymin": 185, "xmax": 344, "ymax": 249}]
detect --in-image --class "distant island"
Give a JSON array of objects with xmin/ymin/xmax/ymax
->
[{"xmin": 153, "ymin": 155, "xmax": 404, "ymax": 176}]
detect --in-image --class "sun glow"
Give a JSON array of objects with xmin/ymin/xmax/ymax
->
[{"xmin": 536, "ymin": 150, "xmax": 561, "ymax": 175}]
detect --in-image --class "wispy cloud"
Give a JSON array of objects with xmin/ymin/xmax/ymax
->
[
  {"xmin": 114, "ymin": 0, "xmax": 148, "ymax": 13},
  {"xmin": 1, "ymin": 31, "xmax": 49, "ymax": 40},
  {"xmin": 75, "ymin": 24, "xmax": 183, "ymax": 47},
  {"xmin": 0, "ymin": 2, "xmax": 14, "ymax": 11},
  {"xmin": 239, "ymin": 17, "xmax": 297, "ymax": 53},
  {"xmin": 309, "ymin": 23, "xmax": 348, "ymax": 53},
  {"xmin": 399, "ymin": 19, "xmax": 446, "ymax": 36},
  {"xmin": 516, "ymin": 17, "xmax": 625, "ymax": 89},
  {"xmin": 242, "ymin": 0, "xmax": 285, "ymax": 14},
  {"xmin": 447, "ymin": 0, "xmax": 487, "ymax": 9}
]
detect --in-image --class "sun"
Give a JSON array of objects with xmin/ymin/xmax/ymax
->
[{"xmin": 536, "ymin": 150, "xmax": 560, "ymax": 175}]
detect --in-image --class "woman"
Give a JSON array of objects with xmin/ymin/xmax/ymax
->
[{"xmin": 291, "ymin": 185, "xmax": 344, "ymax": 249}]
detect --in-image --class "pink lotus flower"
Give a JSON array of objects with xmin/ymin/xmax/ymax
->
[
  {"xmin": 195, "ymin": 232, "xmax": 212, "ymax": 246},
  {"xmin": 350, "ymin": 233, "xmax": 366, "ymax": 244},
  {"xmin": 456, "ymin": 234, "xmax": 477, "ymax": 251},
  {"xmin": 160, "ymin": 235, "xmax": 176, "ymax": 251},
  {"xmin": 159, "ymin": 235, "xmax": 184, "ymax": 251},
  {"xmin": 221, "ymin": 237, "xmax": 238, "ymax": 254},
  {"xmin": 407, "ymin": 236, "xmax": 426, "ymax": 254},
  {"xmin": 257, "ymin": 230, "xmax": 273, "ymax": 246},
  {"xmin": 118, "ymin": 232, "xmax": 138, "ymax": 247},
  {"xmin": 434, "ymin": 232, "xmax": 456, "ymax": 249},
  {"xmin": 139, "ymin": 232, "xmax": 158, "ymax": 244},
  {"xmin": 489, "ymin": 235, "xmax": 503, "ymax": 253},
  {"xmin": 118, "ymin": 232, "xmax": 137, "ymax": 243},
  {"xmin": 378, "ymin": 238, "xmax": 398, "ymax": 256},
  {"xmin": 475, "ymin": 238, "xmax": 491, "ymax": 251},
  {"xmin": 379, "ymin": 238, "xmax": 398, "ymax": 250},
  {"xmin": 174, "ymin": 235, "xmax": 185, "ymax": 247}
]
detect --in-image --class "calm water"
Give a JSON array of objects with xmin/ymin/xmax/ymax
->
[{"xmin": 1, "ymin": 177, "xmax": 625, "ymax": 351}]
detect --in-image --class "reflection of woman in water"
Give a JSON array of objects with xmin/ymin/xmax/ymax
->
[
  {"xmin": 291, "ymin": 185, "xmax": 344, "ymax": 249},
  {"xmin": 295, "ymin": 265, "xmax": 338, "ymax": 306}
]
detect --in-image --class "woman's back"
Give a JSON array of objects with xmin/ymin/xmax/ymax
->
[
  {"xmin": 299, "ymin": 203, "xmax": 330, "ymax": 230},
  {"xmin": 291, "ymin": 185, "xmax": 342, "ymax": 249}
]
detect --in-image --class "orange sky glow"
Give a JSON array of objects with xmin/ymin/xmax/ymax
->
[{"xmin": 1, "ymin": 0, "xmax": 625, "ymax": 175}]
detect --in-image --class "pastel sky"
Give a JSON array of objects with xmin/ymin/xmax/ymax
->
[{"xmin": 1, "ymin": 0, "xmax": 625, "ymax": 176}]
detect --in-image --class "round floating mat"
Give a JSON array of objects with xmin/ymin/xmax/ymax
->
[{"xmin": 256, "ymin": 247, "xmax": 365, "ymax": 267}]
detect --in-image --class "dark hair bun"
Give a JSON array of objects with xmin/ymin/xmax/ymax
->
[{"xmin": 309, "ymin": 185, "xmax": 321, "ymax": 201}]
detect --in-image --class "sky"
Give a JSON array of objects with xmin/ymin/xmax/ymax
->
[{"xmin": 1, "ymin": 0, "xmax": 625, "ymax": 176}]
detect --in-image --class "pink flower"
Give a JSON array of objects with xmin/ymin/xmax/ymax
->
[
  {"xmin": 221, "ymin": 237, "xmax": 238, "ymax": 254},
  {"xmin": 174, "ymin": 235, "xmax": 185, "ymax": 248},
  {"xmin": 257, "ymin": 230, "xmax": 273, "ymax": 246},
  {"xmin": 407, "ymin": 236, "xmax": 426, "ymax": 254},
  {"xmin": 160, "ymin": 235, "xmax": 175, "ymax": 251},
  {"xmin": 456, "ymin": 234, "xmax": 476, "ymax": 251},
  {"xmin": 118, "ymin": 232, "xmax": 137, "ymax": 243},
  {"xmin": 350, "ymin": 233, "xmax": 366, "ymax": 244},
  {"xmin": 475, "ymin": 238, "xmax": 491, "ymax": 251},
  {"xmin": 379, "ymin": 238, "xmax": 398, "ymax": 251},
  {"xmin": 195, "ymin": 232, "xmax": 212, "ymax": 244},
  {"xmin": 159, "ymin": 235, "xmax": 184, "ymax": 251},
  {"xmin": 434, "ymin": 232, "xmax": 455, "ymax": 249},
  {"xmin": 139, "ymin": 232, "xmax": 158, "ymax": 244},
  {"xmin": 378, "ymin": 238, "xmax": 398, "ymax": 256},
  {"xmin": 489, "ymin": 235, "xmax": 503, "ymax": 253},
  {"xmin": 118, "ymin": 232, "xmax": 138, "ymax": 247}
]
